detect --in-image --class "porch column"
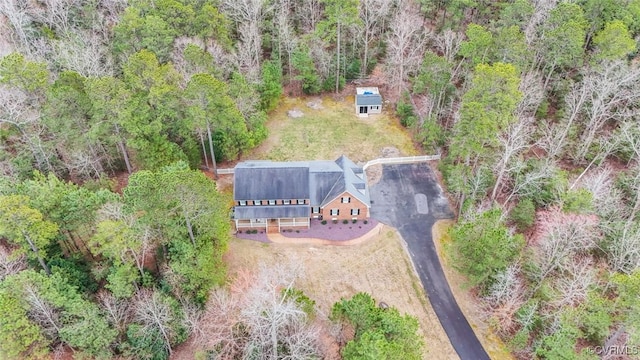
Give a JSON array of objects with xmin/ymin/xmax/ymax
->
[{"xmin": 278, "ymin": 218, "xmax": 281, "ymax": 233}]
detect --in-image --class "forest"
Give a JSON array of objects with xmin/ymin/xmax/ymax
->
[{"xmin": 1, "ymin": 0, "xmax": 640, "ymax": 358}]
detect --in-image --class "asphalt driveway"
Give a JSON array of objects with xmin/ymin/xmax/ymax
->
[{"xmin": 369, "ymin": 163, "xmax": 490, "ymax": 360}]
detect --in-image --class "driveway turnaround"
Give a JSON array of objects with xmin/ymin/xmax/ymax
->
[{"xmin": 369, "ymin": 163, "xmax": 490, "ymax": 360}]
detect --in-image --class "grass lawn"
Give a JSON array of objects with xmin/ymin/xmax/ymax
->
[{"xmin": 244, "ymin": 96, "xmax": 418, "ymax": 163}]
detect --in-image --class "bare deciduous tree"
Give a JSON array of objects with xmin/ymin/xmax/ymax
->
[
  {"xmin": 95, "ymin": 202, "xmax": 154, "ymax": 278},
  {"xmin": 539, "ymin": 79, "xmax": 589, "ymax": 159},
  {"xmin": 30, "ymin": 0, "xmax": 78, "ymax": 37},
  {"xmin": 51, "ymin": 33, "xmax": 113, "ymax": 77},
  {"xmin": 25, "ymin": 284, "xmax": 62, "ymax": 340},
  {"xmin": 484, "ymin": 263, "xmax": 526, "ymax": 334},
  {"xmin": 504, "ymin": 159, "xmax": 556, "ymax": 204},
  {"xmin": 195, "ymin": 262, "xmax": 322, "ymax": 359},
  {"xmin": 97, "ymin": 290, "xmax": 132, "ymax": 335},
  {"xmin": 517, "ymin": 71, "xmax": 544, "ymax": 116},
  {"xmin": 295, "ymin": 0, "xmax": 322, "ymax": 33},
  {"xmin": 133, "ymin": 289, "xmax": 180, "ymax": 355},
  {"xmin": 530, "ymin": 209, "xmax": 598, "ymax": 285},
  {"xmin": 274, "ymin": 0, "xmax": 297, "ymax": 79},
  {"xmin": 579, "ymin": 165, "xmax": 626, "ymax": 220},
  {"xmin": 0, "ymin": 245, "xmax": 26, "ymax": 280},
  {"xmin": 358, "ymin": 0, "xmax": 391, "ymax": 77},
  {"xmin": 604, "ymin": 221, "xmax": 640, "ymax": 274},
  {"xmin": 618, "ymin": 120, "xmax": 640, "ymax": 165},
  {"xmin": 0, "ymin": 86, "xmax": 54, "ymax": 172},
  {"xmin": 434, "ymin": 29, "xmax": 464, "ymax": 63},
  {"xmin": 550, "ymin": 257, "xmax": 594, "ymax": 308},
  {"xmin": 385, "ymin": 2, "xmax": 428, "ymax": 95},
  {"xmin": 491, "ymin": 117, "xmax": 535, "ymax": 201},
  {"xmin": 221, "ymin": 0, "xmax": 268, "ymax": 81},
  {"xmin": 0, "ymin": 0, "xmax": 36, "ymax": 52},
  {"xmin": 574, "ymin": 62, "xmax": 640, "ymax": 162}
]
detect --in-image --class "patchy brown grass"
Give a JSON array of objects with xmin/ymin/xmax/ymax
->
[
  {"xmin": 223, "ymin": 226, "xmax": 458, "ymax": 359},
  {"xmin": 432, "ymin": 220, "xmax": 515, "ymax": 360},
  {"xmin": 242, "ymin": 96, "xmax": 418, "ymax": 163}
]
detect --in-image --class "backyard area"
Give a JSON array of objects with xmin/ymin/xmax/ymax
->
[
  {"xmin": 242, "ymin": 96, "xmax": 418, "ymax": 163},
  {"xmin": 225, "ymin": 226, "xmax": 459, "ymax": 359}
]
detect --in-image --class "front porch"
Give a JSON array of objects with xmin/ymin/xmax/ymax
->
[{"xmin": 234, "ymin": 217, "xmax": 310, "ymax": 233}]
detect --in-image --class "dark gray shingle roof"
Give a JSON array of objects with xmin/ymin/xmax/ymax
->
[
  {"xmin": 356, "ymin": 94, "xmax": 382, "ymax": 106},
  {"xmin": 233, "ymin": 156, "xmax": 370, "ymax": 217},
  {"xmin": 234, "ymin": 163, "xmax": 309, "ymax": 200},
  {"xmin": 234, "ymin": 205, "xmax": 310, "ymax": 219},
  {"xmin": 324, "ymin": 155, "xmax": 370, "ymax": 206}
]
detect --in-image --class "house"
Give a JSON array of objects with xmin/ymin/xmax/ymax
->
[
  {"xmin": 355, "ymin": 87, "xmax": 382, "ymax": 115},
  {"xmin": 233, "ymin": 155, "xmax": 370, "ymax": 232}
]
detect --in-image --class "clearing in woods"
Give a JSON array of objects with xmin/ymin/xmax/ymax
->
[
  {"xmin": 243, "ymin": 96, "xmax": 418, "ymax": 163},
  {"xmin": 224, "ymin": 226, "xmax": 459, "ymax": 359},
  {"xmin": 193, "ymin": 97, "xmax": 459, "ymax": 359}
]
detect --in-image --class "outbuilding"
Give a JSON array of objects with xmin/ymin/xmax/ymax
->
[{"xmin": 355, "ymin": 87, "xmax": 382, "ymax": 116}]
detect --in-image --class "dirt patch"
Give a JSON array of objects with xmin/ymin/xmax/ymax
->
[
  {"xmin": 306, "ymin": 98, "xmax": 324, "ymax": 110},
  {"xmin": 432, "ymin": 220, "xmax": 515, "ymax": 360},
  {"xmin": 287, "ymin": 108, "xmax": 304, "ymax": 118},
  {"xmin": 365, "ymin": 164, "xmax": 383, "ymax": 186},
  {"xmin": 112, "ymin": 171, "xmax": 130, "ymax": 194},
  {"xmin": 223, "ymin": 226, "xmax": 458, "ymax": 359},
  {"xmin": 381, "ymin": 146, "xmax": 401, "ymax": 158}
]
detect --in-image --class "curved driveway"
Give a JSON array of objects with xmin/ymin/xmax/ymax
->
[{"xmin": 369, "ymin": 163, "xmax": 490, "ymax": 360}]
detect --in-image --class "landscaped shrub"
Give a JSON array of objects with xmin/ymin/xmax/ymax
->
[
  {"xmin": 364, "ymin": 220, "xmax": 368, "ymax": 224},
  {"xmin": 352, "ymin": 219, "xmax": 357, "ymax": 224},
  {"xmin": 296, "ymin": 230, "xmax": 300, "ymax": 233},
  {"xmin": 343, "ymin": 219, "xmax": 349, "ymax": 224},
  {"xmin": 238, "ymin": 230, "xmax": 242, "ymax": 234},
  {"xmin": 333, "ymin": 220, "xmax": 338, "ymax": 224},
  {"xmin": 321, "ymin": 220, "xmax": 327, "ymax": 225}
]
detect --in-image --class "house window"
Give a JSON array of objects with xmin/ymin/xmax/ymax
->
[
  {"xmin": 268, "ymin": 200, "xmax": 276, "ymax": 205},
  {"xmin": 238, "ymin": 200, "xmax": 247, "ymax": 206},
  {"xmin": 351, "ymin": 208, "xmax": 360, "ymax": 216},
  {"xmin": 297, "ymin": 199, "xmax": 305, "ymax": 204},
  {"xmin": 254, "ymin": 200, "xmax": 262, "ymax": 205},
  {"xmin": 330, "ymin": 209, "xmax": 339, "ymax": 216},
  {"xmin": 312, "ymin": 207, "xmax": 320, "ymax": 214},
  {"xmin": 283, "ymin": 199, "xmax": 291, "ymax": 205},
  {"xmin": 341, "ymin": 197, "xmax": 351, "ymax": 203}
]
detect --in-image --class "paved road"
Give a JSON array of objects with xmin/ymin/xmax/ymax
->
[{"xmin": 369, "ymin": 163, "xmax": 490, "ymax": 360}]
